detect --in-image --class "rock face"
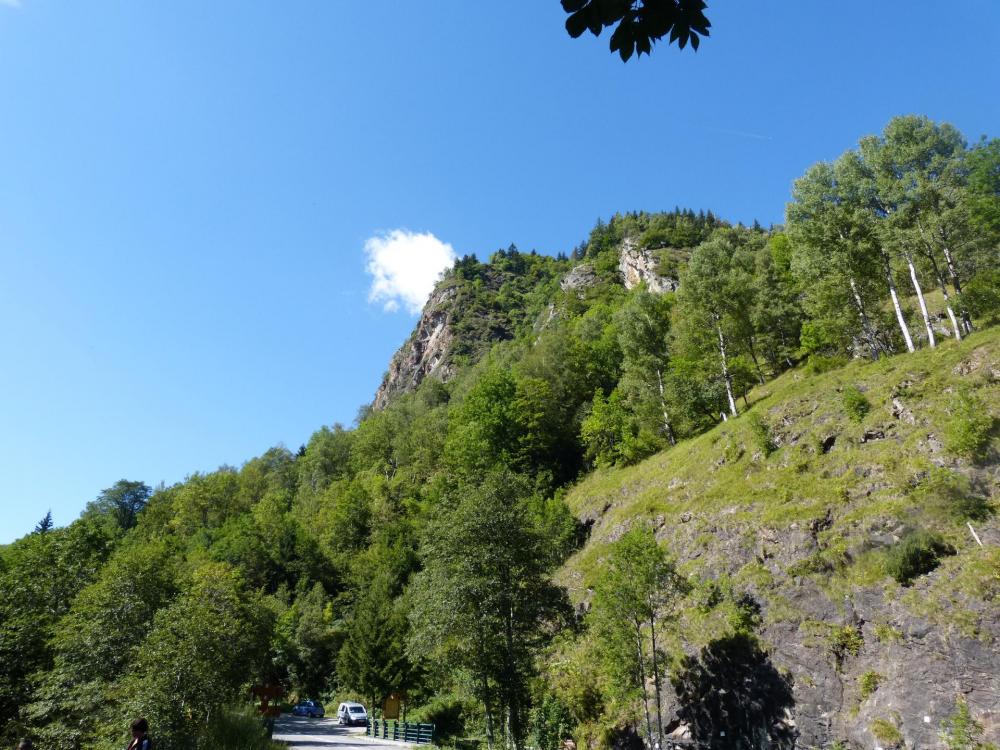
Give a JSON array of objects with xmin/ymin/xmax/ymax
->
[
  {"xmin": 618, "ymin": 238, "xmax": 679, "ymax": 293},
  {"xmin": 559, "ymin": 263, "xmax": 599, "ymax": 295},
  {"xmin": 373, "ymin": 284, "xmax": 458, "ymax": 410},
  {"xmin": 375, "ymin": 240, "xmax": 679, "ymax": 409}
]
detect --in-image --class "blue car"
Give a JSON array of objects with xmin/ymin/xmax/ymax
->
[{"xmin": 292, "ymin": 700, "xmax": 325, "ymax": 718}]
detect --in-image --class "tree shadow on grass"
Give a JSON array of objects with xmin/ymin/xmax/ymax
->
[{"xmin": 670, "ymin": 633, "xmax": 796, "ymax": 750}]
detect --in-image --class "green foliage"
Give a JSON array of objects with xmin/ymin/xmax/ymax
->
[
  {"xmin": 885, "ymin": 530, "xmax": 955, "ymax": 586},
  {"xmin": 871, "ymin": 717, "xmax": 904, "ymax": 747},
  {"xmin": 204, "ymin": 705, "xmax": 285, "ymax": 750},
  {"xmin": 911, "ymin": 468, "xmax": 992, "ymax": 522},
  {"xmin": 408, "ymin": 471, "xmax": 570, "ymax": 750},
  {"xmin": 944, "ymin": 388, "xmax": 995, "ymax": 461},
  {"xmin": 828, "ymin": 625, "xmax": 863, "ymax": 663},
  {"xmin": 940, "ymin": 696, "xmax": 998, "ymax": 750},
  {"xmin": 961, "ymin": 269, "xmax": 1000, "ymax": 327},
  {"xmin": 337, "ymin": 572, "xmax": 412, "ymax": 708},
  {"xmin": 858, "ymin": 670, "xmax": 882, "ymax": 700},
  {"xmin": 804, "ymin": 352, "xmax": 849, "ymax": 374},
  {"xmin": 842, "ymin": 387, "xmax": 871, "ymax": 422},
  {"xmin": 746, "ymin": 413, "xmax": 776, "ymax": 456},
  {"xmin": 408, "ymin": 693, "xmax": 470, "ymax": 740},
  {"xmin": 529, "ymin": 693, "xmax": 573, "ymax": 750},
  {"xmin": 274, "ymin": 583, "xmax": 340, "ymax": 697},
  {"xmin": 0, "ymin": 517, "xmax": 116, "ymax": 736},
  {"xmin": 123, "ymin": 563, "xmax": 274, "ymax": 750},
  {"xmin": 873, "ymin": 623, "xmax": 902, "ymax": 643},
  {"xmin": 589, "ymin": 527, "xmax": 686, "ymax": 744}
]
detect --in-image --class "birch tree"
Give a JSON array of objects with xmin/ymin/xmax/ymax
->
[
  {"xmin": 678, "ymin": 229, "xmax": 764, "ymax": 417},
  {"xmin": 408, "ymin": 471, "xmax": 569, "ymax": 750},
  {"xmin": 615, "ymin": 289, "xmax": 677, "ymax": 446},
  {"xmin": 836, "ymin": 150, "xmax": 917, "ymax": 352},
  {"xmin": 787, "ymin": 161, "xmax": 892, "ymax": 360},
  {"xmin": 590, "ymin": 527, "xmax": 685, "ymax": 750}
]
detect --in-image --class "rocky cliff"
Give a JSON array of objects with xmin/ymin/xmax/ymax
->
[
  {"xmin": 618, "ymin": 238, "xmax": 679, "ymax": 293},
  {"xmin": 560, "ymin": 332, "xmax": 1000, "ymax": 749},
  {"xmin": 373, "ymin": 283, "xmax": 459, "ymax": 410},
  {"xmin": 374, "ymin": 241, "xmax": 682, "ymax": 409}
]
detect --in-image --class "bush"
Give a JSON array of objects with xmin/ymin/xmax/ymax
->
[
  {"xmin": 940, "ymin": 696, "xmax": 997, "ymax": 750},
  {"xmin": 913, "ymin": 468, "xmax": 992, "ymax": 522},
  {"xmin": 530, "ymin": 694, "xmax": 573, "ymax": 750},
  {"xmin": 828, "ymin": 625, "xmax": 863, "ymax": 664},
  {"xmin": 884, "ymin": 530, "xmax": 955, "ymax": 585},
  {"xmin": 205, "ymin": 706, "xmax": 284, "ymax": 750},
  {"xmin": 944, "ymin": 390, "xmax": 995, "ymax": 461},
  {"xmin": 408, "ymin": 694, "xmax": 468, "ymax": 741},
  {"xmin": 961, "ymin": 269, "xmax": 1000, "ymax": 327},
  {"xmin": 871, "ymin": 717, "xmax": 904, "ymax": 747},
  {"xmin": 842, "ymin": 386, "xmax": 871, "ymax": 422},
  {"xmin": 858, "ymin": 670, "xmax": 883, "ymax": 700},
  {"xmin": 805, "ymin": 352, "xmax": 850, "ymax": 374},
  {"xmin": 747, "ymin": 413, "xmax": 776, "ymax": 457}
]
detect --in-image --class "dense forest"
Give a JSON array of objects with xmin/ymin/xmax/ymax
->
[{"xmin": 3, "ymin": 115, "xmax": 999, "ymax": 750}]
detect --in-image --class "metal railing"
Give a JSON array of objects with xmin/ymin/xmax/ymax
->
[{"xmin": 366, "ymin": 718, "xmax": 436, "ymax": 744}]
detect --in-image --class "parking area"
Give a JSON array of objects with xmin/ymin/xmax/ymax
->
[{"xmin": 273, "ymin": 715, "xmax": 411, "ymax": 750}]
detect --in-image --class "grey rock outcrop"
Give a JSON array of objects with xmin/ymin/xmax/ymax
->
[
  {"xmin": 618, "ymin": 238, "xmax": 679, "ymax": 293},
  {"xmin": 373, "ymin": 284, "xmax": 458, "ymax": 410},
  {"xmin": 559, "ymin": 264, "xmax": 599, "ymax": 295}
]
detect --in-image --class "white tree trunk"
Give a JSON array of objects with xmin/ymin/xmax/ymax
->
[
  {"xmin": 656, "ymin": 369, "xmax": 676, "ymax": 446},
  {"xmin": 905, "ymin": 253, "xmax": 936, "ymax": 348},
  {"xmin": 882, "ymin": 251, "xmax": 915, "ymax": 352},
  {"xmin": 940, "ymin": 240, "xmax": 973, "ymax": 334},
  {"xmin": 716, "ymin": 321, "xmax": 738, "ymax": 417},
  {"xmin": 933, "ymin": 266, "xmax": 962, "ymax": 341}
]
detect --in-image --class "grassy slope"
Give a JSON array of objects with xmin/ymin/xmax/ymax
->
[{"xmin": 559, "ymin": 327, "xmax": 1000, "ymax": 643}]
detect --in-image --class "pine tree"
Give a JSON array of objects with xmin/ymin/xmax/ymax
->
[{"xmin": 34, "ymin": 510, "xmax": 53, "ymax": 534}]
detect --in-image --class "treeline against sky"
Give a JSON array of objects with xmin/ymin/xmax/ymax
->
[{"xmin": 1, "ymin": 115, "xmax": 998, "ymax": 750}]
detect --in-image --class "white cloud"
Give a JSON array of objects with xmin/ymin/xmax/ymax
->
[{"xmin": 365, "ymin": 229, "xmax": 456, "ymax": 315}]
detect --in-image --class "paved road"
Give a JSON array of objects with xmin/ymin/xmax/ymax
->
[{"xmin": 273, "ymin": 715, "xmax": 412, "ymax": 750}]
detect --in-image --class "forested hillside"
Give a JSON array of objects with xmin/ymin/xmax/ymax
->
[{"xmin": 3, "ymin": 115, "xmax": 998, "ymax": 750}]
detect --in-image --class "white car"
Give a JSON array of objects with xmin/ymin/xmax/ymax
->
[{"xmin": 337, "ymin": 701, "xmax": 368, "ymax": 726}]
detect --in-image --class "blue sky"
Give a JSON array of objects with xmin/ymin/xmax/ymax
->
[{"xmin": 2, "ymin": 1, "xmax": 998, "ymax": 542}]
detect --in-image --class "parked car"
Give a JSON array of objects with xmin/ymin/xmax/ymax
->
[
  {"xmin": 337, "ymin": 701, "xmax": 368, "ymax": 726},
  {"xmin": 292, "ymin": 700, "xmax": 325, "ymax": 718}
]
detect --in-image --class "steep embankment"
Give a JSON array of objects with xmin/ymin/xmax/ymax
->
[{"xmin": 560, "ymin": 330, "xmax": 1000, "ymax": 749}]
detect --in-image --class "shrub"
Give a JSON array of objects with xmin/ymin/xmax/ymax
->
[
  {"xmin": 913, "ymin": 468, "xmax": 992, "ymax": 522},
  {"xmin": 207, "ymin": 706, "xmax": 285, "ymax": 750},
  {"xmin": 829, "ymin": 625, "xmax": 863, "ymax": 663},
  {"xmin": 530, "ymin": 693, "xmax": 573, "ymax": 750},
  {"xmin": 747, "ymin": 413, "xmax": 776, "ymax": 457},
  {"xmin": 873, "ymin": 624, "xmax": 902, "ymax": 643},
  {"xmin": 842, "ymin": 386, "xmax": 871, "ymax": 422},
  {"xmin": 408, "ymin": 694, "xmax": 468, "ymax": 740},
  {"xmin": 858, "ymin": 670, "xmax": 883, "ymax": 700},
  {"xmin": 940, "ymin": 696, "xmax": 997, "ymax": 750},
  {"xmin": 884, "ymin": 530, "xmax": 955, "ymax": 585},
  {"xmin": 871, "ymin": 717, "xmax": 904, "ymax": 747},
  {"xmin": 805, "ymin": 352, "xmax": 849, "ymax": 374},
  {"xmin": 944, "ymin": 390, "xmax": 995, "ymax": 462},
  {"xmin": 961, "ymin": 269, "xmax": 1000, "ymax": 327}
]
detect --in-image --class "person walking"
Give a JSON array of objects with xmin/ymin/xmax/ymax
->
[{"xmin": 126, "ymin": 718, "xmax": 152, "ymax": 750}]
